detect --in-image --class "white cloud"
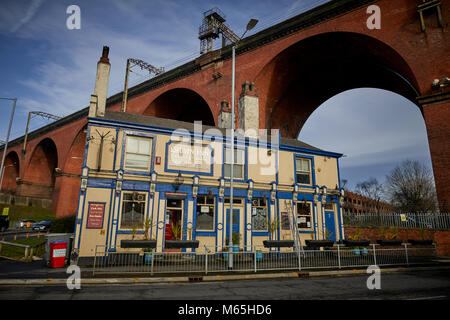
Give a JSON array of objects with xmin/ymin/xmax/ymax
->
[{"xmin": 10, "ymin": 0, "xmax": 46, "ymax": 32}]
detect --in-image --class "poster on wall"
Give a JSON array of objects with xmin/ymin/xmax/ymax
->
[
  {"xmin": 281, "ymin": 212, "xmax": 290, "ymax": 230},
  {"xmin": 86, "ymin": 202, "xmax": 105, "ymax": 229}
]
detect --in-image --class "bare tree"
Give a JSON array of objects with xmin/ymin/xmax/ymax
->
[
  {"xmin": 385, "ymin": 160, "xmax": 438, "ymax": 212},
  {"xmin": 355, "ymin": 177, "xmax": 384, "ymax": 213}
]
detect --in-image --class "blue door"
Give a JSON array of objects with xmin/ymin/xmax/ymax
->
[
  {"xmin": 324, "ymin": 211, "xmax": 336, "ymax": 242},
  {"xmin": 226, "ymin": 209, "xmax": 240, "ymax": 244}
]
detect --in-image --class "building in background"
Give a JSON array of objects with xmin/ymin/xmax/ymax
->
[{"xmin": 342, "ymin": 190, "xmax": 395, "ymax": 214}]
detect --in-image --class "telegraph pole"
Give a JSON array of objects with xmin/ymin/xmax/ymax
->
[
  {"xmin": 121, "ymin": 59, "xmax": 131, "ymax": 112},
  {"xmin": 121, "ymin": 58, "xmax": 164, "ymax": 113},
  {"xmin": 22, "ymin": 111, "xmax": 61, "ymax": 155}
]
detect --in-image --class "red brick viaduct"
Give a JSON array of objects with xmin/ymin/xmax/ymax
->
[{"xmin": 1, "ymin": 0, "xmax": 449, "ymax": 217}]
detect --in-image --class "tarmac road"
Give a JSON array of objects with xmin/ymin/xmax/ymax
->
[{"xmin": 0, "ymin": 268, "xmax": 449, "ymax": 300}]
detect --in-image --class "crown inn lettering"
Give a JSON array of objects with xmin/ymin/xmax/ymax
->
[{"xmin": 72, "ymin": 110, "xmax": 345, "ymax": 262}]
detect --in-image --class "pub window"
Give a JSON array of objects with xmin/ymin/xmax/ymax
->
[
  {"xmin": 296, "ymin": 202, "xmax": 312, "ymax": 229},
  {"xmin": 124, "ymin": 136, "xmax": 152, "ymax": 170},
  {"xmin": 224, "ymin": 148, "xmax": 245, "ymax": 179},
  {"xmin": 196, "ymin": 195, "xmax": 215, "ymax": 231},
  {"xmin": 252, "ymin": 198, "xmax": 268, "ymax": 231},
  {"xmin": 324, "ymin": 202, "xmax": 334, "ymax": 211},
  {"xmin": 224, "ymin": 198, "xmax": 243, "ymax": 204},
  {"xmin": 120, "ymin": 192, "xmax": 146, "ymax": 229},
  {"xmin": 295, "ymin": 157, "xmax": 311, "ymax": 185}
]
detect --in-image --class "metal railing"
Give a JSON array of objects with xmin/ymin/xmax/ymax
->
[
  {"xmin": 343, "ymin": 212, "xmax": 450, "ymax": 230},
  {"xmin": 0, "ymin": 239, "xmax": 46, "ymax": 261},
  {"xmin": 92, "ymin": 243, "xmax": 437, "ymax": 275}
]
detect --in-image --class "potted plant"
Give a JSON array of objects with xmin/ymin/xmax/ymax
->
[
  {"xmin": 263, "ymin": 218, "xmax": 294, "ymax": 248},
  {"xmin": 224, "ymin": 232, "xmax": 241, "ymax": 252},
  {"xmin": 305, "ymin": 229, "xmax": 334, "ymax": 248},
  {"xmin": 343, "ymin": 227, "xmax": 370, "ymax": 247},
  {"xmin": 408, "ymin": 229, "xmax": 433, "ymax": 245},
  {"xmin": 121, "ymin": 219, "xmax": 157, "ymax": 249},
  {"xmin": 377, "ymin": 227, "xmax": 402, "ymax": 246},
  {"xmin": 164, "ymin": 223, "xmax": 200, "ymax": 249}
]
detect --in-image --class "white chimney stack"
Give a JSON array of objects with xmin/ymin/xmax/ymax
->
[
  {"xmin": 238, "ymin": 81, "xmax": 259, "ymax": 138},
  {"xmin": 89, "ymin": 46, "xmax": 110, "ymax": 118}
]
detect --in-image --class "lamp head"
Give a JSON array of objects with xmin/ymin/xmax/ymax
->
[{"xmin": 246, "ymin": 19, "xmax": 258, "ymax": 31}]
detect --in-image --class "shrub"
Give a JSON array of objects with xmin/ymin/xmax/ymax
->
[{"xmin": 49, "ymin": 215, "xmax": 76, "ymax": 233}]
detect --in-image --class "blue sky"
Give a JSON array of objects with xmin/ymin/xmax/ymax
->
[{"xmin": 0, "ymin": 0, "xmax": 433, "ymax": 190}]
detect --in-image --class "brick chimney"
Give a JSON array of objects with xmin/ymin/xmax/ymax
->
[
  {"xmin": 89, "ymin": 46, "xmax": 111, "ymax": 118},
  {"xmin": 218, "ymin": 100, "xmax": 231, "ymax": 129}
]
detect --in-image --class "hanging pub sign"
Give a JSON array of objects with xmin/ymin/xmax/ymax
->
[{"xmin": 86, "ymin": 202, "xmax": 105, "ymax": 229}]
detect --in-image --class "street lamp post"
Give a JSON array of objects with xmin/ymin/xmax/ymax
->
[
  {"xmin": 0, "ymin": 98, "xmax": 17, "ymax": 191},
  {"xmin": 228, "ymin": 18, "xmax": 258, "ymax": 270}
]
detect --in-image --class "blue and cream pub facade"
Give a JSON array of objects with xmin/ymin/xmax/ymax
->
[{"xmin": 73, "ymin": 109, "xmax": 346, "ymax": 258}]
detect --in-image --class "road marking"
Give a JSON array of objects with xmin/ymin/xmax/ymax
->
[{"xmin": 407, "ymin": 295, "xmax": 447, "ymax": 300}]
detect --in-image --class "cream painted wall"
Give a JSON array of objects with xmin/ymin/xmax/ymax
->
[
  {"xmin": 314, "ymin": 156, "xmax": 339, "ymax": 189},
  {"xmin": 247, "ymin": 146, "xmax": 277, "ymax": 183},
  {"xmin": 78, "ymin": 187, "xmax": 111, "ymax": 257},
  {"xmin": 86, "ymin": 126, "xmax": 117, "ymax": 171}
]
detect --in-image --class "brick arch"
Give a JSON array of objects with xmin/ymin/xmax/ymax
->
[
  {"xmin": 143, "ymin": 88, "xmax": 215, "ymax": 126},
  {"xmin": 254, "ymin": 31, "xmax": 420, "ymax": 138},
  {"xmin": 52, "ymin": 125, "xmax": 88, "ymax": 217},
  {"xmin": 21, "ymin": 138, "xmax": 58, "ymax": 198},
  {"xmin": 1, "ymin": 151, "xmax": 20, "ymax": 194}
]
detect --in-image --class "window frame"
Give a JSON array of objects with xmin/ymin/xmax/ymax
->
[
  {"xmin": 195, "ymin": 195, "xmax": 216, "ymax": 232},
  {"xmin": 295, "ymin": 157, "xmax": 312, "ymax": 186},
  {"xmin": 124, "ymin": 135, "xmax": 153, "ymax": 171},
  {"xmin": 251, "ymin": 198, "xmax": 268, "ymax": 232},
  {"xmin": 296, "ymin": 201, "xmax": 313, "ymax": 229},
  {"xmin": 223, "ymin": 147, "xmax": 245, "ymax": 179},
  {"xmin": 119, "ymin": 192, "xmax": 147, "ymax": 230}
]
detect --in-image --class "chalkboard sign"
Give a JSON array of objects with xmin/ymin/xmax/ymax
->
[{"xmin": 281, "ymin": 212, "xmax": 290, "ymax": 230}]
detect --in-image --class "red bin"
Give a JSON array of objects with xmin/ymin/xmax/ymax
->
[{"xmin": 49, "ymin": 241, "xmax": 67, "ymax": 268}]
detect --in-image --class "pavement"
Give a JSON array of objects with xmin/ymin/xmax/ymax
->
[{"xmin": 0, "ymin": 255, "xmax": 449, "ymax": 286}]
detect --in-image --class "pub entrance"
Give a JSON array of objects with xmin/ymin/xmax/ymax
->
[{"xmin": 165, "ymin": 198, "xmax": 184, "ymax": 240}]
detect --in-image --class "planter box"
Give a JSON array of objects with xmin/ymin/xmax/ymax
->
[
  {"xmin": 305, "ymin": 240, "xmax": 334, "ymax": 248},
  {"xmin": 121, "ymin": 240, "xmax": 156, "ymax": 249},
  {"xmin": 263, "ymin": 240, "xmax": 295, "ymax": 248},
  {"xmin": 343, "ymin": 239, "xmax": 370, "ymax": 247},
  {"xmin": 376, "ymin": 240, "xmax": 402, "ymax": 246},
  {"xmin": 164, "ymin": 240, "xmax": 199, "ymax": 249},
  {"xmin": 407, "ymin": 239, "xmax": 433, "ymax": 245}
]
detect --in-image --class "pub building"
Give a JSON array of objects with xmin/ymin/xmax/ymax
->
[{"xmin": 72, "ymin": 47, "xmax": 345, "ymax": 262}]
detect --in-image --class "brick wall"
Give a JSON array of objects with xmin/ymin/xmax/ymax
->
[{"xmin": 345, "ymin": 226, "xmax": 450, "ymax": 256}]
